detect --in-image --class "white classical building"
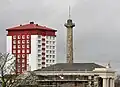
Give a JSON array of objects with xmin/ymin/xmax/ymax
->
[
  {"xmin": 6, "ymin": 22, "xmax": 57, "ymax": 74},
  {"xmin": 93, "ymin": 66, "xmax": 115, "ymax": 87},
  {"xmin": 34, "ymin": 63, "xmax": 115, "ymax": 87}
]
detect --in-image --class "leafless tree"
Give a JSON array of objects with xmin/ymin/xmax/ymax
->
[
  {"xmin": 11, "ymin": 71, "xmax": 39, "ymax": 87},
  {"xmin": 0, "ymin": 53, "xmax": 16, "ymax": 87},
  {"xmin": 115, "ymin": 75, "xmax": 120, "ymax": 87},
  {"xmin": 0, "ymin": 53, "xmax": 39, "ymax": 87}
]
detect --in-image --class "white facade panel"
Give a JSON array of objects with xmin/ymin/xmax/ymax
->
[
  {"xmin": 6, "ymin": 36, "xmax": 12, "ymax": 54},
  {"xmin": 6, "ymin": 36, "xmax": 16, "ymax": 74},
  {"xmin": 29, "ymin": 35, "xmax": 38, "ymax": 71},
  {"xmin": 46, "ymin": 36, "xmax": 56, "ymax": 65}
]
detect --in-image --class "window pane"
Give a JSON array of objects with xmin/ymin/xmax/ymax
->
[
  {"xmin": 13, "ymin": 40, "xmax": 16, "ymax": 44},
  {"xmin": 13, "ymin": 35, "xmax": 16, "ymax": 39},
  {"xmin": 27, "ymin": 45, "xmax": 29, "ymax": 48},
  {"xmin": 13, "ymin": 50, "xmax": 16, "ymax": 53},
  {"xmin": 22, "ymin": 45, "xmax": 25, "ymax": 48},
  {"xmin": 22, "ymin": 59, "xmax": 25, "ymax": 63},
  {"xmin": 27, "ymin": 40, "xmax": 29, "ymax": 44},
  {"xmin": 22, "ymin": 35, "xmax": 25, "ymax": 39},
  {"xmin": 18, "ymin": 35, "xmax": 21, "ymax": 39},
  {"xmin": 38, "ymin": 40, "xmax": 41, "ymax": 43},
  {"xmin": 22, "ymin": 40, "xmax": 25, "ymax": 44},
  {"xmin": 17, "ymin": 54, "xmax": 21, "ymax": 58},
  {"xmin": 18, "ymin": 45, "xmax": 20, "ymax": 48},
  {"xmin": 17, "ymin": 59, "xmax": 20, "ymax": 63},
  {"xmin": 27, "ymin": 35, "xmax": 30, "ymax": 39},
  {"xmin": 22, "ymin": 54, "xmax": 25, "ymax": 58},
  {"xmin": 22, "ymin": 50, "xmax": 25, "ymax": 53},
  {"xmin": 38, "ymin": 45, "xmax": 41, "ymax": 48},
  {"xmin": 27, "ymin": 50, "xmax": 29, "ymax": 53},
  {"xmin": 18, "ymin": 50, "xmax": 20, "ymax": 53},
  {"xmin": 18, "ymin": 40, "xmax": 21, "ymax": 44},
  {"xmin": 13, "ymin": 45, "xmax": 16, "ymax": 49},
  {"xmin": 38, "ymin": 35, "xmax": 41, "ymax": 38}
]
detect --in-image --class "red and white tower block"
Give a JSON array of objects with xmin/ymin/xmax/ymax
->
[{"xmin": 6, "ymin": 22, "xmax": 57, "ymax": 74}]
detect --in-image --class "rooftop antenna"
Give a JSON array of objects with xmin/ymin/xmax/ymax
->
[{"xmin": 69, "ymin": 5, "xmax": 71, "ymax": 19}]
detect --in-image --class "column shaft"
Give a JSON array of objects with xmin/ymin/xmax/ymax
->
[
  {"xmin": 103, "ymin": 78, "xmax": 107, "ymax": 87},
  {"xmin": 112, "ymin": 79, "xmax": 115, "ymax": 87},
  {"xmin": 110, "ymin": 79, "xmax": 113, "ymax": 87},
  {"xmin": 67, "ymin": 27, "xmax": 73, "ymax": 63}
]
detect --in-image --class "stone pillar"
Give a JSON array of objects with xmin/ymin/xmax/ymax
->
[
  {"xmin": 103, "ymin": 78, "xmax": 107, "ymax": 87},
  {"xmin": 110, "ymin": 78, "xmax": 115, "ymax": 87},
  {"xmin": 110, "ymin": 78, "xmax": 113, "ymax": 87},
  {"xmin": 64, "ymin": 19, "xmax": 75, "ymax": 63},
  {"xmin": 106, "ymin": 78, "xmax": 109, "ymax": 87},
  {"xmin": 112, "ymin": 79, "xmax": 115, "ymax": 87},
  {"xmin": 67, "ymin": 26, "xmax": 73, "ymax": 63},
  {"xmin": 88, "ymin": 76, "xmax": 92, "ymax": 87},
  {"xmin": 94, "ymin": 76, "xmax": 99, "ymax": 87},
  {"xmin": 103, "ymin": 78, "xmax": 115, "ymax": 87}
]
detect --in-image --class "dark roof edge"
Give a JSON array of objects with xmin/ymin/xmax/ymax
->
[{"xmin": 34, "ymin": 63, "xmax": 105, "ymax": 71}]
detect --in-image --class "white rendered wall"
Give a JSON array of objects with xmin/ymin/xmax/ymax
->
[
  {"xmin": 54, "ymin": 36, "xmax": 56, "ymax": 64},
  {"xmin": 45, "ymin": 36, "xmax": 56, "ymax": 66},
  {"xmin": 28, "ymin": 35, "xmax": 57, "ymax": 71},
  {"xmin": 6, "ymin": 36, "xmax": 15, "ymax": 74},
  {"xmin": 6, "ymin": 36, "xmax": 12, "ymax": 54},
  {"xmin": 29, "ymin": 35, "xmax": 38, "ymax": 71},
  {"xmin": 37, "ymin": 35, "xmax": 42, "ymax": 69}
]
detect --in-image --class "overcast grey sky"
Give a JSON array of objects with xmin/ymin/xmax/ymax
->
[{"xmin": 0, "ymin": 0, "xmax": 120, "ymax": 73}]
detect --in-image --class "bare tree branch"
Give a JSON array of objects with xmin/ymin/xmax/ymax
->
[
  {"xmin": 0, "ymin": 53, "xmax": 39, "ymax": 87},
  {"xmin": 115, "ymin": 75, "xmax": 120, "ymax": 87},
  {"xmin": 0, "ymin": 53, "xmax": 16, "ymax": 87}
]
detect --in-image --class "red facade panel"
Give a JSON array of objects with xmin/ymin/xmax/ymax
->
[{"xmin": 12, "ymin": 34, "xmax": 31, "ymax": 74}]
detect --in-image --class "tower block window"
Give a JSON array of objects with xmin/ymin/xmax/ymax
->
[
  {"xmin": 18, "ymin": 35, "xmax": 21, "ymax": 39},
  {"xmin": 13, "ymin": 35, "xmax": 16, "ymax": 39},
  {"xmin": 22, "ymin": 35, "xmax": 25, "ymax": 39}
]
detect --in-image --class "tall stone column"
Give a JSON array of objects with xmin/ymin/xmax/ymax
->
[
  {"xmin": 88, "ymin": 76, "xmax": 92, "ymax": 87},
  {"xmin": 103, "ymin": 78, "xmax": 107, "ymax": 87},
  {"xmin": 94, "ymin": 76, "xmax": 99, "ymax": 87},
  {"xmin": 110, "ymin": 78, "xmax": 113, "ymax": 87},
  {"xmin": 112, "ymin": 79, "xmax": 115, "ymax": 87},
  {"xmin": 106, "ymin": 78, "xmax": 109, "ymax": 87},
  {"xmin": 64, "ymin": 19, "xmax": 75, "ymax": 63},
  {"xmin": 110, "ymin": 78, "xmax": 115, "ymax": 87}
]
